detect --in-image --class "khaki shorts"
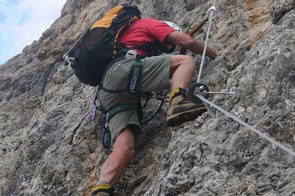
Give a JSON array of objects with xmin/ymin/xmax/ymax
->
[{"xmin": 98, "ymin": 55, "xmax": 171, "ymax": 145}]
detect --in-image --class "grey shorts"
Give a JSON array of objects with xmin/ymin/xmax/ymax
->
[{"xmin": 98, "ymin": 54, "xmax": 171, "ymax": 145}]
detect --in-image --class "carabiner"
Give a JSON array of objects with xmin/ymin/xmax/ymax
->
[
  {"xmin": 101, "ymin": 114, "xmax": 111, "ymax": 148},
  {"xmin": 205, "ymin": 6, "xmax": 216, "ymax": 19},
  {"xmin": 101, "ymin": 129, "xmax": 111, "ymax": 149}
]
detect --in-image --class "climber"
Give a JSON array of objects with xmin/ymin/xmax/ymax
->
[{"xmin": 91, "ymin": 18, "xmax": 217, "ymax": 195}]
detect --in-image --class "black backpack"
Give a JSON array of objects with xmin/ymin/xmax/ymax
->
[{"xmin": 70, "ymin": 4, "xmax": 141, "ymax": 86}]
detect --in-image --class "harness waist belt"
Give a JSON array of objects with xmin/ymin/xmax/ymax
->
[{"xmin": 105, "ymin": 103, "xmax": 138, "ymax": 121}]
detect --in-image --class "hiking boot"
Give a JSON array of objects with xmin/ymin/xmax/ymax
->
[
  {"xmin": 91, "ymin": 184, "xmax": 115, "ymax": 196},
  {"xmin": 166, "ymin": 88, "xmax": 206, "ymax": 126}
]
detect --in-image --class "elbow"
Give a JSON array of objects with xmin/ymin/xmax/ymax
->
[
  {"xmin": 166, "ymin": 32, "xmax": 200, "ymax": 52},
  {"xmin": 182, "ymin": 38, "xmax": 195, "ymax": 48},
  {"xmin": 175, "ymin": 33, "xmax": 195, "ymax": 47}
]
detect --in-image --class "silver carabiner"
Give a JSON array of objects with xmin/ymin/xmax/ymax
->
[{"xmin": 205, "ymin": 6, "xmax": 216, "ymax": 19}]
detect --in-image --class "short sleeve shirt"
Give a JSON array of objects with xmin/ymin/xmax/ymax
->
[{"xmin": 118, "ymin": 18, "xmax": 175, "ymax": 57}]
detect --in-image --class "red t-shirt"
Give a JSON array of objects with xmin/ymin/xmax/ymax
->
[{"xmin": 118, "ymin": 18, "xmax": 175, "ymax": 57}]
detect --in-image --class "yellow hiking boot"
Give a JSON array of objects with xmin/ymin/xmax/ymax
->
[
  {"xmin": 91, "ymin": 183, "xmax": 115, "ymax": 196},
  {"xmin": 166, "ymin": 88, "xmax": 206, "ymax": 126}
]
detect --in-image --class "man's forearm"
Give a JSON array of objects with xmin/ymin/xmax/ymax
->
[
  {"xmin": 191, "ymin": 39, "xmax": 217, "ymax": 60},
  {"xmin": 166, "ymin": 31, "xmax": 218, "ymax": 60}
]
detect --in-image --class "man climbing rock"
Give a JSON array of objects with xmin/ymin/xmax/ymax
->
[{"xmin": 91, "ymin": 16, "xmax": 217, "ymax": 195}]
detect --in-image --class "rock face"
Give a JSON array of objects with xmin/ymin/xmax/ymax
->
[{"xmin": 1, "ymin": 0, "xmax": 295, "ymax": 195}]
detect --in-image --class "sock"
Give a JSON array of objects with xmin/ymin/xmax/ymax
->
[
  {"xmin": 169, "ymin": 88, "xmax": 186, "ymax": 103},
  {"xmin": 97, "ymin": 181, "xmax": 112, "ymax": 186}
]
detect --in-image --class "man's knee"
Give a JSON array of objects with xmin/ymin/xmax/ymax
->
[
  {"xmin": 113, "ymin": 128, "xmax": 136, "ymax": 160},
  {"xmin": 171, "ymin": 55, "xmax": 195, "ymax": 70},
  {"xmin": 183, "ymin": 55, "xmax": 195, "ymax": 68},
  {"xmin": 121, "ymin": 145, "xmax": 136, "ymax": 160},
  {"xmin": 112, "ymin": 143, "xmax": 135, "ymax": 164}
]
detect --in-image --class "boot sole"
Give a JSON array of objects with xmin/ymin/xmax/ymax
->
[{"xmin": 166, "ymin": 107, "xmax": 207, "ymax": 127}]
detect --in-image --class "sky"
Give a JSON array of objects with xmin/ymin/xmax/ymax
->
[{"xmin": 0, "ymin": 0, "xmax": 67, "ymax": 64}]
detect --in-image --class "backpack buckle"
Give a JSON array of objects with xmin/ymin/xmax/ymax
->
[
  {"xmin": 63, "ymin": 54, "xmax": 75, "ymax": 67},
  {"xmin": 125, "ymin": 49, "xmax": 137, "ymax": 60}
]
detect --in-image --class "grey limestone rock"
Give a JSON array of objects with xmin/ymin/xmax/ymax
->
[{"xmin": 0, "ymin": 0, "xmax": 294, "ymax": 195}]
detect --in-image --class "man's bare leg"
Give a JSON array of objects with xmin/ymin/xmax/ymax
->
[
  {"xmin": 166, "ymin": 55, "xmax": 206, "ymax": 126},
  {"xmin": 99, "ymin": 127, "xmax": 136, "ymax": 185},
  {"xmin": 169, "ymin": 55, "xmax": 195, "ymax": 90}
]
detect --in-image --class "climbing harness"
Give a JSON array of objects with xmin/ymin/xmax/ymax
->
[
  {"xmin": 186, "ymin": 0, "xmax": 295, "ymax": 157},
  {"xmin": 91, "ymin": 53, "xmax": 165, "ymax": 148},
  {"xmin": 99, "ymin": 101, "xmax": 140, "ymax": 148},
  {"xmin": 92, "ymin": 91, "xmax": 166, "ymax": 148}
]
